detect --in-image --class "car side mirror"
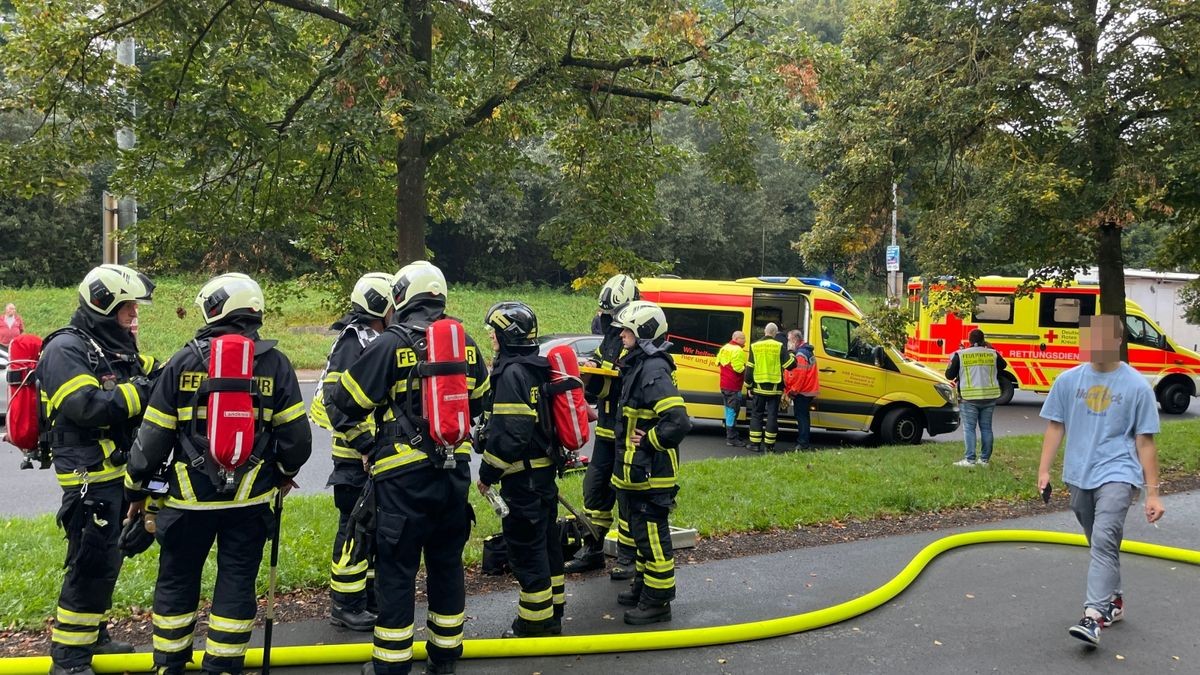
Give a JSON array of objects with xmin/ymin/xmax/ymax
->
[{"xmin": 872, "ymin": 345, "xmax": 886, "ymax": 367}]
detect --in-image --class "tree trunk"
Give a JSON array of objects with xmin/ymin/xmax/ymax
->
[
  {"xmin": 1095, "ymin": 221, "xmax": 1128, "ymax": 361},
  {"xmin": 393, "ymin": 0, "xmax": 433, "ymax": 264}
]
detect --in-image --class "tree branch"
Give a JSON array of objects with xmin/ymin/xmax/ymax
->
[
  {"xmin": 1118, "ymin": 107, "xmax": 1171, "ymax": 133},
  {"xmin": 437, "ymin": 0, "xmax": 496, "ymax": 24},
  {"xmin": 574, "ymin": 80, "xmax": 713, "ymax": 106},
  {"xmin": 89, "ymin": 0, "xmax": 169, "ymax": 39},
  {"xmin": 161, "ymin": 0, "xmax": 238, "ymax": 143},
  {"xmin": 562, "ymin": 18, "xmax": 744, "ymax": 72},
  {"xmin": 270, "ymin": 33, "xmax": 355, "ymax": 136},
  {"xmin": 1104, "ymin": 11, "xmax": 1198, "ymax": 64},
  {"xmin": 264, "ymin": 0, "xmax": 358, "ymax": 28}
]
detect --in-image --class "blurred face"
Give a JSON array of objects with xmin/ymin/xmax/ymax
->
[
  {"xmin": 115, "ymin": 302, "xmax": 138, "ymax": 330},
  {"xmin": 4, "ymin": 304, "xmax": 14, "ymax": 316},
  {"xmin": 1080, "ymin": 315, "xmax": 1123, "ymax": 364},
  {"xmin": 621, "ymin": 327, "xmax": 636, "ymax": 349},
  {"xmin": 487, "ymin": 327, "xmax": 500, "ymax": 352},
  {"xmin": 733, "ymin": 334, "xmax": 745, "ymax": 347}
]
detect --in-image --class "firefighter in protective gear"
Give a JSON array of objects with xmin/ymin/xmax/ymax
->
[
  {"xmin": 566, "ymin": 273, "xmax": 640, "ymax": 578},
  {"xmin": 43, "ymin": 264, "xmax": 157, "ymax": 675},
  {"xmin": 745, "ymin": 322, "xmax": 796, "ymax": 453},
  {"xmin": 328, "ymin": 261, "xmax": 490, "ymax": 675},
  {"xmin": 610, "ymin": 301, "xmax": 692, "ymax": 626},
  {"xmin": 476, "ymin": 302, "xmax": 566, "ymax": 638},
  {"xmin": 125, "ymin": 273, "xmax": 312, "ymax": 675},
  {"xmin": 310, "ymin": 272, "xmax": 394, "ymax": 631}
]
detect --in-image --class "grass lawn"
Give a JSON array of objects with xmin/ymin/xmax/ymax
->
[
  {"xmin": 2, "ymin": 418, "xmax": 1197, "ymax": 630},
  {"xmin": 0, "ymin": 278, "xmax": 598, "ymax": 369}
]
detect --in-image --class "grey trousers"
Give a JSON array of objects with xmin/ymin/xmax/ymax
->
[{"xmin": 1068, "ymin": 482, "xmax": 1137, "ymax": 615}]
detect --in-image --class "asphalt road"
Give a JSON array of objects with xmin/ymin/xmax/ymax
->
[{"xmin": 0, "ymin": 385, "xmax": 1195, "ymax": 517}]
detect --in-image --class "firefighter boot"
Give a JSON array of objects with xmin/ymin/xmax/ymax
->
[
  {"xmin": 609, "ymin": 553, "xmax": 636, "ymax": 581},
  {"xmin": 563, "ymin": 539, "xmax": 605, "ymax": 574},
  {"xmin": 424, "ymin": 661, "xmax": 457, "ymax": 674},
  {"xmin": 624, "ymin": 601, "xmax": 672, "ymax": 626},
  {"xmin": 331, "ymin": 603, "xmax": 377, "ymax": 632},
  {"xmin": 49, "ymin": 665, "xmax": 96, "ymax": 675},
  {"xmin": 617, "ymin": 579, "xmax": 645, "ymax": 607},
  {"xmin": 501, "ymin": 615, "xmax": 563, "ymax": 638},
  {"xmin": 93, "ymin": 625, "xmax": 134, "ymax": 654}
]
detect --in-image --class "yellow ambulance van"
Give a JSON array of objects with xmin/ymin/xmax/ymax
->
[
  {"xmin": 904, "ymin": 276, "xmax": 1200, "ymax": 414},
  {"xmin": 638, "ymin": 276, "xmax": 959, "ymax": 445}
]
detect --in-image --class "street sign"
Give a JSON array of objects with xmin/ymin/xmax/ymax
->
[{"xmin": 886, "ymin": 245, "xmax": 901, "ymax": 272}]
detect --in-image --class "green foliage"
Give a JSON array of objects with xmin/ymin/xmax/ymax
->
[{"xmin": 3, "ymin": 417, "xmax": 1200, "ymax": 630}]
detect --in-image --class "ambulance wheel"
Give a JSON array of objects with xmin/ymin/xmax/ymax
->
[
  {"xmin": 996, "ymin": 374, "xmax": 1016, "ymax": 406},
  {"xmin": 1158, "ymin": 381, "xmax": 1192, "ymax": 415},
  {"xmin": 879, "ymin": 407, "xmax": 923, "ymax": 446}
]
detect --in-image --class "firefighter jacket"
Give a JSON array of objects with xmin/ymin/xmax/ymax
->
[
  {"xmin": 126, "ymin": 333, "xmax": 312, "ymax": 509},
  {"xmin": 715, "ymin": 341, "xmax": 747, "ymax": 392},
  {"xmin": 783, "ymin": 343, "xmax": 820, "ymax": 398},
  {"xmin": 946, "ymin": 346, "xmax": 1007, "ymax": 402},
  {"xmin": 327, "ymin": 307, "xmax": 490, "ymax": 481},
  {"xmin": 745, "ymin": 336, "xmax": 796, "ymax": 395},
  {"xmin": 39, "ymin": 314, "xmax": 158, "ymax": 490},
  {"xmin": 478, "ymin": 352, "xmax": 555, "ymax": 486},
  {"xmin": 310, "ymin": 320, "xmax": 380, "ymax": 487},
  {"xmin": 584, "ymin": 319, "xmax": 625, "ymax": 445},
  {"xmin": 611, "ymin": 343, "xmax": 692, "ymax": 493}
]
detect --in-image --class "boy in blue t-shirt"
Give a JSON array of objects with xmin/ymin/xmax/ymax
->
[{"xmin": 1037, "ymin": 314, "xmax": 1165, "ymax": 647}]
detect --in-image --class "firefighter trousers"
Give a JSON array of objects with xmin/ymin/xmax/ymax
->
[
  {"xmin": 150, "ymin": 504, "xmax": 272, "ymax": 674},
  {"xmin": 500, "ymin": 467, "xmax": 565, "ymax": 630},
  {"xmin": 618, "ymin": 490, "xmax": 676, "ymax": 605},
  {"xmin": 581, "ymin": 435, "xmax": 635, "ymax": 559},
  {"xmin": 371, "ymin": 465, "xmax": 472, "ymax": 675},
  {"xmin": 749, "ymin": 393, "xmax": 782, "ymax": 449},
  {"xmin": 331, "ymin": 483, "xmax": 374, "ymax": 612},
  {"xmin": 51, "ymin": 480, "xmax": 125, "ymax": 669}
]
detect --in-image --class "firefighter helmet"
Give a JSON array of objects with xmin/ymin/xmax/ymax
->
[
  {"xmin": 485, "ymin": 301, "xmax": 539, "ymax": 348},
  {"xmin": 597, "ymin": 274, "xmax": 639, "ymax": 314},
  {"xmin": 351, "ymin": 272, "xmax": 394, "ymax": 318},
  {"xmin": 613, "ymin": 301, "xmax": 667, "ymax": 341},
  {"xmin": 78, "ymin": 265, "xmax": 155, "ymax": 316},
  {"xmin": 392, "ymin": 261, "xmax": 446, "ymax": 311},
  {"xmin": 195, "ymin": 273, "xmax": 264, "ymax": 325}
]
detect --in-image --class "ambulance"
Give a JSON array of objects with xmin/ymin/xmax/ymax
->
[
  {"xmin": 637, "ymin": 276, "xmax": 960, "ymax": 445},
  {"xmin": 904, "ymin": 276, "xmax": 1200, "ymax": 414}
]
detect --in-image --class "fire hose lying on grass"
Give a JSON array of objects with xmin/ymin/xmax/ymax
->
[{"xmin": 1, "ymin": 529, "xmax": 1197, "ymax": 673}]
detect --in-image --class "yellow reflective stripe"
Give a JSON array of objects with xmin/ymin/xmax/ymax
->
[
  {"xmin": 344, "ymin": 420, "xmax": 374, "ymax": 441},
  {"xmin": 492, "ymin": 403, "xmax": 536, "ymax": 416},
  {"xmin": 154, "ymin": 611, "xmax": 198, "ymax": 630},
  {"xmin": 205, "ymin": 638, "xmax": 248, "ymax": 657},
  {"xmin": 56, "ymin": 464, "xmax": 123, "ymax": 487},
  {"xmin": 519, "ymin": 588, "xmax": 552, "ymax": 603},
  {"xmin": 49, "ymin": 374, "xmax": 100, "ymax": 410},
  {"xmin": 273, "ymin": 401, "xmax": 306, "ymax": 426},
  {"xmin": 322, "ymin": 372, "xmax": 341, "ymax": 384},
  {"xmin": 551, "ymin": 574, "xmax": 565, "ymax": 587},
  {"xmin": 143, "ymin": 406, "xmax": 177, "ymax": 430},
  {"xmin": 309, "ymin": 395, "xmax": 331, "ymax": 429},
  {"xmin": 470, "ymin": 377, "xmax": 491, "ymax": 399},
  {"xmin": 57, "ymin": 607, "xmax": 102, "ymax": 625},
  {"xmin": 333, "ymin": 558, "xmax": 369, "ymax": 575},
  {"xmin": 622, "ymin": 407, "xmax": 656, "ymax": 420},
  {"xmin": 482, "ymin": 452, "xmax": 511, "ymax": 471},
  {"xmin": 428, "ymin": 611, "xmax": 465, "ymax": 627},
  {"xmin": 428, "ymin": 632, "xmax": 464, "ymax": 648},
  {"xmin": 648, "ymin": 521, "xmax": 668, "ymax": 565},
  {"xmin": 209, "ymin": 614, "xmax": 254, "ymax": 633},
  {"xmin": 372, "ymin": 447, "xmax": 426, "ymax": 475},
  {"xmin": 518, "ymin": 605, "xmax": 554, "ymax": 621},
  {"xmin": 165, "ymin": 490, "xmax": 275, "ymax": 510},
  {"xmin": 645, "ymin": 574, "xmax": 675, "ymax": 589},
  {"xmin": 373, "ymin": 646, "xmax": 413, "ymax": 662},
  {"xmin": 595, "ymin": 426, "xmax": 615, "ymax": 439},
  {"xmin": 175, "ymin": 463, "xmax": 198, "ymax": 503},
  {"xmin": 668, "ymin": 447, "xmax": 678, "ymax": 475},
  {"xmin": 654, "ymin": 396, "xmax": 685, "ymax": 414},
  {"xmin": 51, "ymin": 628, "xmax": 98, "ymax": 646},
  {"xmin": 374, "ymin": 624, "xmax": 414, "ymax": 641},
  {"xmin": 153, "ymin": 634, "xmax": 194, "ymax": 653},
  {"xmin": 139, "ymin": 354, "xmax": 157, "ymax": 373},
  {"xmin": 117, "ymin": 382, "xmax": 141, "ymax": 416},
  {"xmin": 331, "ymin": 579, "xmax": 366, "ymax": 593},
  {"xmin": 647, "ymin": 427, "xmax": 666, "ymax": 453},
  {"xmin": 234, "ymin": 462, "xmax": 263, "ymax": 502},
  {"xmin": 341, "ymin": 373, "xmax": 375, "ymax": 409},
  {"xmin": 389, "ymin": 380, "xmax": 412, "ymax": 396},
  {"xmin": 331, "ymin": 445, "xmax": 361, "ymax": 461}
]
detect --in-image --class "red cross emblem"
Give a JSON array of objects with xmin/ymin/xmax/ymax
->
[
  {"xmin": 1043, "ymin": 330, "xmax": 1059, "ymax": 344},
  {"xmin": 928, "ymin": 312, "xmax": 976, "ymax": 354}
]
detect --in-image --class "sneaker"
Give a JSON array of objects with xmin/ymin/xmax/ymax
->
[
  {"xmin": 977, "ymin": 460, "xmax": 990, "ymax": 467},
  {"xmin": 1068, "ymin": 615, "xmax": 1101, "ymax": 645},
  {"xmin": 952, "ymin": 459, "xmax": 976, "ymax": 468},
  {"xmin": 1102, "ymin": 597, "xmax": 1124, "ymax": 627},
  {"xmin": 726, "ymin": 438, "xmax": 747, "ymax": 448},
  {"xmin": 19, "ymin": 458, "xmax": 33, "ymax": 470}
]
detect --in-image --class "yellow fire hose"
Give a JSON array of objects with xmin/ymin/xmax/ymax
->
[{"xmin": 3, "ymin": 529, "xmax": 1197, "ymax": 673}]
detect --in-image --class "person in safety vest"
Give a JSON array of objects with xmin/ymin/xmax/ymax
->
[
  {"xmin": 42, "ymin": 264, "xmax": 156, "ymax": 675},
  {"xmin": 610, "ymin": 301, "xmax": 692, "ymax": 625},
  {"xmin": 715, "ymin": 331, "xmax": 748, "ymax": 447},
  {"xmin": 565, "ymin": 273, "xmax": 640, "ymax": 579},
  {"xmin": 784, "ymin": 329, "xmax": 820, "ymax": 452},
  {"xmin": 946, "ymin": 328, "xmax": 1007, "ymax": 467},
  {"xmin": 328, "ymin": 261, "xmax": 490, "ymax": 675},
  {"xmin": 744, "ymin": 322, "xmax": 796, "ymax": 453},
  {"xmin": 310, "ymin": 272, "xmax": 395, "ymax": 631},
  {"xmin": 476, "ymin": 301, "xmax": 566, "ymax": 638},
  {"xmin": 125, "ymin": 273, "xmax": 311, "ymax": 675}
]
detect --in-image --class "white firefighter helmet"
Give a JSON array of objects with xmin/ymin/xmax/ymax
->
[
  {"xmin": 392, "ymin": 261, "xmax": 446, "ymax": 311},
  {"xmin": 613, "ymin": 301, "xmax": 667, "ymax": 341},
  {"xmin": 78, "ymin": 264, "xmax": 155, "ymax": 316},
  {"xmin": 352, "ymin": 272, "xmax": 394, "ymax": 318},
  {"xmin": 195, "ymin": 273, "xmax": 265, "ymax": 325},
  {"xmin": 597, "ymin": 274, "xmax": 639, "ymax": 314}
]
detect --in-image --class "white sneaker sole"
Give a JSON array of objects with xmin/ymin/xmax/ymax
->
[{"xmin": 1068, "ymin": 624, "xmax": 1100, "ymax": 645}]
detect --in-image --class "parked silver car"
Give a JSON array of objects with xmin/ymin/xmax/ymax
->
[{"xmin": 537, "ymin": 333, "xmax": 603, "ymax": 366}]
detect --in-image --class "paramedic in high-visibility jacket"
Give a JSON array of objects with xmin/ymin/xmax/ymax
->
[
  {"xmin": 946, "ymin": 328, "xmax": 1008, "ymax": 467},
  {"xmin": 610, "ymin": 301, "xmax": 692, "ymax": 626},
  {"xmin": 310, "ymin": 272, "xmax": 395, "ymax": 632},
  {"xmin": 125, "ymin": 273, "xmax": 312, "ymax": 675},
  {"xmin": 476, "ymin": 301, "xmax": 566, "ymax": 638},
  {"xmin": 41, "ymin": 264, "xmax": 156, "ymax": 675},
  {"xmin": 715, "ymin": 330, "xmax": 748, "ymax": 447},
  {"xmin": 566, "ymin": 273, "xmax": 640, "ymax": 579},
  {"xmin": 328, "ymin": 261, "xmax": 490, "ymax": 675},
  {"xmin": 744, "ymin": 322, "xmax": 796, "ymax": 453}
]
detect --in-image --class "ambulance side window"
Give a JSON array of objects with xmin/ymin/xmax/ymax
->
[
  {"xmin": 1039, "ymin": 293, "xmax": 1096, "ymax": 328},
  {"xmin": 973, "ymin": 294, "xmax": 1014, "ymax": 324},
  {"xmin": 661, "ymin": 308, "xmax": 743, "ymax": 359},
  {"xmin": 1124, "ymin": 316, "xmax": 1165, "ymax": 350},
  {"xmin": 820, "ymin": 317, "xmax": 875, "ymax": 365}
]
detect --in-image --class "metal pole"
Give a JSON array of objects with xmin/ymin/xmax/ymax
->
[
  {"xmin": 115, "ymin": 37, "xmax": 138, "ymax": 265},
  {"xmin": 262, "ymin": 489, "xmax": 283, "ymax": 674},
  {"xmin": 889, "ymin": 182, "xmax": 899, "ymax": 302}
]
